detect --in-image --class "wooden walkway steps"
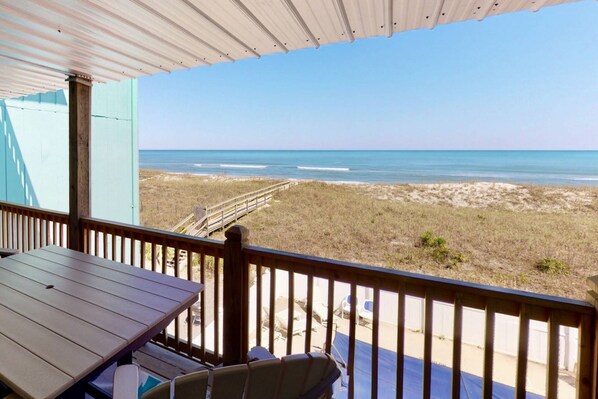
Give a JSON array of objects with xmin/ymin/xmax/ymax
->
[{"xmin": 171, "ymin": 181, "xmax": 295, "ymax": 238}]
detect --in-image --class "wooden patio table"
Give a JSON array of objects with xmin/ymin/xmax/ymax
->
[{"xmin": 0, "ymin": 245, "xmax": 203, "ymax": 399}]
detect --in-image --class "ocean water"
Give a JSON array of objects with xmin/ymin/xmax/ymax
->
[{"xmin": 139, "ymin": 150, "xmax": 598, "ymax": 186}]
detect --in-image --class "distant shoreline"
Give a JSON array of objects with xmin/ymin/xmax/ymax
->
[
  {"xmin": 139, "ymin": 150, "xmax": 598, "ymax": 187},
  {"xmin": 140, "ymin": 167, "xmax": 598, "ymax": 189}
]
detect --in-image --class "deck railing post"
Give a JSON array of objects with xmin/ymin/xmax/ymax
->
[
  {"xmin": 223, "ymin": 224, "xmax": 249, "ymax": 365},
  {"xmin": 585, "ymin": 277, "xmax": 598, "ymax": 399}
]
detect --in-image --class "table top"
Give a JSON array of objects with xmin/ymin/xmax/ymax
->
[{"xmin": 0, "ymin": 245, "xmax": 203, "ymax": 399}]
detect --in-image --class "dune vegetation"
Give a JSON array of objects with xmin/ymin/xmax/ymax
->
[{"xmin": 140, "ymin": 169, "xmax": 598, "ymax": 299}]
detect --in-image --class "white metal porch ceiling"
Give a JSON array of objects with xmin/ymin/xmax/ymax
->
[{"xmin": 0, "ymin": 0, "xmax": 578, "ymax": 99}]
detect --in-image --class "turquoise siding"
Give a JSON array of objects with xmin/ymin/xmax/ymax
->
[{"xmin": 0, "ymin": 80, "xmax": 139, "ymax": 224}]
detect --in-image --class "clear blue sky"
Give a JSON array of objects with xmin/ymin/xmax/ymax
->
[{"xmin": 139, "ymin": 2, "xmax": 597, "ymax": 150}]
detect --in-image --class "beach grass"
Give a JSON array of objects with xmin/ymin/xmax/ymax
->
[{"xmin": 140, "ymin": 170, "xmax": 598, "ymax": 299}]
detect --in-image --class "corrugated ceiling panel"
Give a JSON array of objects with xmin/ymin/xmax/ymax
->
[
  {"xmin": 292, "ymin": 1, "xmax": 345, "ymax": 44},
  {"xmin": 88, "ymin": 0, "xmax": 225, "ymax": 65},
  {"xmin": 437, "ymin": 0, "xmax": 483, "ymax": 24},
  {"xmin": 0, "ymin": 0, "xmax": 582, "ymax": 99},
  {"xmin": 241, "ymin": 0, "xmax": 312, "ymax": 50},
  {"xmin": 393, "ymin": 0, "xmax": 445, "ymax": 32},
  {"xmin": 20, "ymin": 0, "xmax": 191, "ymax": 71},
  {"xmin": 189, "ymin": 0, "xmax": 285, "ymax": 57},
  {"xmin": 134, "ymin": 0, "xmax": 251, "ymax": 61},
  {"xmin": 0, "ymin": 16, "xmax": 158, "ymax": 78},
  {"xmin": 343, "ymin": 0, "xmax": 386, "ymax": 38}
]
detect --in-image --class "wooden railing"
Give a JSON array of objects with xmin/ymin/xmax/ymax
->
[
  {"xmin": 0, "ymin": 201, "xmax": 69, "ymax": 250},
  {"xmin": 0, "ymin": 200, "xmax": 597, "ymax": 398},
  {"xmin": 80, "ymin": 217, "xmax": 225, "ymax": 366},
  {"xmin": 173, "ymin": 181, "xmax": 294, "ymax": 237}
]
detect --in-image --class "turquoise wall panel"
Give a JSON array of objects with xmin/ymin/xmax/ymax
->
[
  {"xmin": 0, "ymin": 79, "xmax": 138, "ymax": 224},
  {"xmin": 0, "ymin": 107, "xmax": 5, "ymax": 201}
]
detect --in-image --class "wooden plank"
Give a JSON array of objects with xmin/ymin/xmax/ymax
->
[
  {"xmin": 0, "ymin": 333, "xmax": 72, "ymax": 399},
  {"xmin": 29, "ymin": 249, "xmax": 191, "ymax": 300},
  {"xmin": 0, "ymin": 305, "xmax": 100, "ymax": 377},
  {"xmin": 287, "ymin": 271, "xmax": 294, "ymax": 355},
  {"xmin": 396, "ymin": 286, "xmax": 405, "ymax": 399},
  {"xmin": 422, "ymin": 294, "xmax": 433, "ymax": 399},
  {"xmin": 3, "ymin": 256, "xmax": 180, "ymax": 313},
  {"xmin": 483, "ymin": 303, "xmax": 495, "ymax": 399},
  {"xmin": 325, "ymin": 278, "xmax": 334, "ymax": 355},
  {"xmin": 305, "ymin": 274, "xmax": 313, "ymax": 353},
  {"xmin": 0, "ymin": 261, "xmax": 164, "ymax": 325},
  {"xmin": 0, "ymin": 283, "xmax": 124, "ymax": 358},
  {"xmin": 348, "ymin": 284, "xmax": 357, "ymax": 399},
  {"xmin": 371, "ymin": 288, "xmax": 380, "ymax": 399},
  {"xmin": 546, "ymin": 311, "xmax": 560, "ymax": 399},
  {"xmin": 451, "ymin": 294, "xmax": 463, "ymax": 399},
  {"xmin": 0, "ymin": 268, "xmax": 148, "ymax": 340},
  {"xmin": 516, "ymin": 304, "xmax": 529, "ymax": 399}
]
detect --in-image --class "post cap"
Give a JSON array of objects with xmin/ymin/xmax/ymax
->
[{"xmin": 225, "ymin": 225, "xmax": 249, "ymax": 241}]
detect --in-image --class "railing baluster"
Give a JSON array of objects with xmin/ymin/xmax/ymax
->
[
  {"xmin": 348, "ymin": 283, "xmax": 357, "ymax": 399},
  {"xmin": 287, "ymin": 270, "xmax": 294, "ymax": 355},
  {"xmin": 120, "ymin": 231, "xmax": 126, "ymax": 263},
  {"xmin": 371, "ymin": 287, "xmax": 380, "ymax": 399},
  {"xmin": 111, "ymin": 231, "xmax": 116, "ymax": 261},
  {"xmin": 423, "ymin": 293, "xmax": 433, "ymax": 399},
  {"xmin": 452, "ymin": 294, "xmax": 463, "ymax": 399},
  {"xmin": 396, "ymin": 284, "xmax": 405, "ymax": 399},
  {"xmin": 130, "ymin": 234, "xmax": 135, "ymax": 265},
  {"xmin": 173, "ymin": 247, "xmax": 180, "ymax": 351},
  {"xmin": 94, "ymin": 225, "xmax": 99, "ymax": 256},
  {"xmin": 140, "ymin": 240, "xmax": 146, "ymax": 269},
  {"xmin": 256, "ymin": 259, "xmax": 262, "ymax": 347},
  {"xmin": 43, "ymin": 218, "xmax": 48, "ymax": 246},
  {"xmin": 103, "ymin": 230, "xmax": 108, "ymax": 259},
  {"xmin": 516, "ymin": 304, "xmax": 529, "ymax": 399},
  {"xmin": 214, "ymin": 255, "xmax": 221, "ymax": 359},
  {"xmin": 325, "ymin": 278, "xmax": 334, "ymax": 355},
  {"xmin": 16, "ymin": 213, "xmax": 21, "ymax": 251},
  {"xmin": 269, "ymin": 267, "xmax": 276, "ymax": 353},
  {"xmin": 483, "ymin": 302, "xmax": 495, "ymax": 399},
  {"xmin": 305, "ymin": 274, "xmax": 313, "ymax": 353},
  {"xmin": 200, "ymin": 252, "xmax": 206, "ymax": 361},
  {"xmin": 33, "ymin": 216, "xmax": 39, "ymax": 249},
  {"xmin": 151, "ymin": 242, "xmax": 156, "ymax": 271},
  {"xmin": 186, "ymin": 246, "xmax": 192, "ymax": 357},
  {"xmin": 546, "ymin": 311, "xmax": 560, "ymax": 399}
]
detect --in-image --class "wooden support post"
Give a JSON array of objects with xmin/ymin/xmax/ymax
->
[
  {"xmin": 223, "ymin": 225, "xmax": 249, "ymax": 365},
  {"xmin": 584, "ymin": 277, "xmax": 598, "ymax": 399},
  {"xmin": 67, "ymin": 75, "xmax": 92, "ymax": 251}
]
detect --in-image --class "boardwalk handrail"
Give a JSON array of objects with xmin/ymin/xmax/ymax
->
[{"xmin": 176, "ymin": 181, "xmax": 294, "ymax": 237}]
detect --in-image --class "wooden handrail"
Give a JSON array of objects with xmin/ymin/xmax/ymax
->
[
  {"xmin": 81, "ymin": 216, "xmax": 224, "ymax": 250},
  {"xmin": 0, "ymin": 200, "xmax": 69, "ymax": 220},
  {"xmin": 245, "ymin": 246, "xmax": 593, "ymax": 318}
]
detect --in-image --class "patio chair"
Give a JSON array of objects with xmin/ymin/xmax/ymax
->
[
  {"xmin": 359, "ymin": 299, "xmax": 374, "ymax": 324},
  {"xmin": 113, "ymin": 351, "xmax": 341, "ymax": 399},
  {"xmin": 264, "ymin": 296, "xmax": 309, "ymax": 337},
  {"xmin": 309, "ymin": 286, "xmax": 338, "ymax": 328},
  {"xmin": 339, "ymin": 295, "xmax": 360, "ymax": 319}
]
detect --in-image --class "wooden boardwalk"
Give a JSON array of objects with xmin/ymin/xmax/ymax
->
[{"xmin": 171, "ymin": 181, "xmax": 295, "ymax": 238}]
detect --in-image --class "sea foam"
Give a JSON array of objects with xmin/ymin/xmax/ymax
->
[{"xmin": 297, "ymin": 166, "xmax": 350, "ymax": 172}]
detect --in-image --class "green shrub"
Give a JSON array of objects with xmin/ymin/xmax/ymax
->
[
  {"xmin": 432, "ymin": 247, "xmax": 450, "ymax": 262},
  {"xmin": 420, "ymin": 231, "xmax": 447, "ymax": 248},
  {"xmin": 535, "ymin": 258, "xmax": 569, "ymax": 274}
]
